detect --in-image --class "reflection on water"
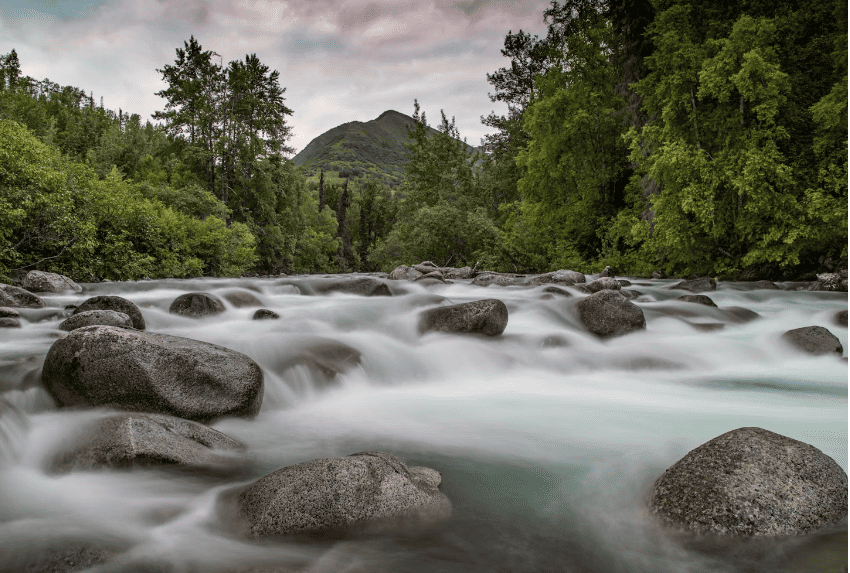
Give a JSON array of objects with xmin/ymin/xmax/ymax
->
[{"xmin": 0, "ymin": 275, "xmax": 846, "ymax": 572}]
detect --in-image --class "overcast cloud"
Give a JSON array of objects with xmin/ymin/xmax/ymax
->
[{"xmin": 0, "ymin": 0, "xmax": 550, "ymax": 153}]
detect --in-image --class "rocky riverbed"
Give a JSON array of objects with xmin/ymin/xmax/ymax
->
[{"xmin": 0, "ymin": 269, "xmax": 846, "ymax": 572}]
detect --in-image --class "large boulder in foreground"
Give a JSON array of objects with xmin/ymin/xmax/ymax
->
[
  {"xmin": 52, "ymin": 412, "xmax": 244, "ymax": 473},
  {"xmin": 574, "ymin": 291, "xmax": 646, "ymax": 338},
  {"xmin": 74, "ymin": 295, "xmax": 145, "ymax": 330},
  {"xmin": 22, "ymin": 270, "xmax": 82, "ymax": 293},
  {"xmin": 781, "ymin": 325, "xmax": 843, "ymax": 356},
  {"xmin": 650, "ymin": 427, "xmax": 848, "ymax": 535},
  {"xmin": 59, "ymin": 310, "xmax": 133, "ymax": 331},
  {"xmin": 239, "ymin": 451, "xmax": 452, "ymax": 537},
  {"xmin": 672, "ymin": 277, "xmax": 717, "ymax": 293},
  {"xmin": 419, "ymin": 299, "xmax": 508, "ymax": 336},
  {"xmin": 314, "ymin": 277, "xmax": 391, "ymax": 297},
  {"xmin": 169, "ymin": 292, "xmax": 226, "ymax": 317},
  {"xmin": 42, "ymin": 326, "xmax": 263, "ymax": 422},
  {"xmin": 0, "ymin": 284, "xmax": 45, "ymax": 308}
]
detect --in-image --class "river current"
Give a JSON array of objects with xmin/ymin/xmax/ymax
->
[{"xmin": 0, "ymin": 274, "xmax": 846, "ymax": 572}]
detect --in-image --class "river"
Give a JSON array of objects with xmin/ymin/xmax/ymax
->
[{"xmin": 0, "ymin": 275, "xmax": 846, "ymax": 572}]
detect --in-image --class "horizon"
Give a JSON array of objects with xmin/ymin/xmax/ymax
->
[{"xmin": 0, "ymin": 0, "xmax": 551, "ymax": 154}]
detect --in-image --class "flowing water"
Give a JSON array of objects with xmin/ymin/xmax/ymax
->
[{"xmin": 0, "ymin": 275, "xmax": 846, "ymax": 573}]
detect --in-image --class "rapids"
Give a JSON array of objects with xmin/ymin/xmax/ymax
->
[{"xmin": 0, "ymin": 275, "xmax": 846, "ymax": 572}]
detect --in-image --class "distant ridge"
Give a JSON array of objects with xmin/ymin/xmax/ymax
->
[{"xmin": 292, "ymin": 110, "xmax": 478, "ymax": 186}]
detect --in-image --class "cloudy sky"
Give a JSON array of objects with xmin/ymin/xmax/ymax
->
[{"xmin": 0, "ymin": 0, "xmax": 551, "ymax": 153}]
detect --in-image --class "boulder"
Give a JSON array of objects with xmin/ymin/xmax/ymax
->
[
  {"xmin": 585, "ymin": 277, "xmax": 621, "ymax": 293},
  {"xmin": 677, "ymin": 295, "xmax": 718, "ymax": 307},
  {"xmin": 0, "ymin": 284, "xmax": 45, "ymax": 308},
  {"xmin": 252, "ymin": 309, "xmax": 280, "ymax": 320},
  {"xmin": 781, "ymin": 326, "xmax": 843, "ymax": 356},
  {"xmin": 651, "ymin": 270, "xmax": 666, "ymax": 279},
  {"xmin": 672, "ymin": 277, "xmax": 717, "ymax": 293},
  {"xmin": 0, "ymin": 317, "xmax": 20, "ymax": 328},
  {"xmin": 722, "ymin": 307, "xmax": 761, "ymax": 323},
  {"xmin": 412, "ymin": 262, "xmax": 440, "ymax": 274},
  {"xmin": 42, "ymin": 326, "xmax": 263, "ymax": 422},
  {"xmin": 526, "ymin": 270, "xmax": 585, "ymax": 286},
  {"xmin": 444, "ymin": 266, "xmax": 473, "ymax": 280},
  {"xmin": 617, "ymin": 279, "xmax": 632, "ymax": 287},
  {"xmin": 238, "ymin": 451, "xmax": 452, "ymax": 537},
  {"xmin": 59, "ymin": 310, "xmax": 133, "ymax": 332},
  {"xmin": 619, "ymin": 289, "xmax": 640, "ymax": 300},
  {"xmin": 415, "ymin": 271, "xmax": 446, "ymax": 283},
  {"xmin": 0, "ymin": 307, "xmax": 19, "ymax": 318},
  {"xmin": 22, "ymin": 270, "xmax": 82, "ymax": 293},
  {"xmin": 472, "ymin": 273, "xmax": 514, "ymax": 287},
  {"xmin": 419, "ymin": 299, "xmax": 508, "ymax": 336},
  {"xmin": 815, "ymin": 272, "xmax": 848, "ymax": 292},
  {"xmin": 74, "ymin": 295, "xmax": 145, "ymax": 330},
  {"xmin": 277, "ymin": 340, "xmax": 362, "ymax": 385},
  {"xmin": 574, "ymin": 291, "xmax": 646, "ymax": 338},
  {"xmin": 52, "ymin": 412, "xmax": 243, "ymax": 473},
  {"xmin": 834, "ymin": 310, "xmax": 847, "ymax": 328},
  {"xmin": 388, "ymin": 265, "xmax": 424, "ymax": 281},
  {"xmin": 314, "ymin": 277, "xmax": 391, "ymax": 297},
  {"xmin": 542, "ymin": 286, "xmax": 573, "ymax": 298},
  {"xmin": 221, "ymin": 289, "xmax": 262, "ymax": 308},
  {"xmin": 649, "ymin": 427, "xmax": 848, "ymax": 535},
  {"xmin": 169, "ymin": 292, "xmax": 227, "ymax": 317},
  {"xmin": 599, "ymin": 266, "xmax": 615, "ymax": 277}
]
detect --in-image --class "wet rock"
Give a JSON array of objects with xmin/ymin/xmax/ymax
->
[
  {"xmin": 751, "ymin": 280, "xmax": 779, "ymax": 290},
  {"xmin": 599, "ymin": 265, "xmax": 615, "ymax": 277},
  {"xmin": 834, "ymin": 310, "xmax": 847, "ymax": 328},
  {"xmin": 672, "ymin": 277, "xmax": 717, "ymax": 293},
  {"xmin": 526, "ymin": 270, "xmax": 586, "ymax": 286},
  {"xmin": 574, "ymin": 291, "xmax": 646, "ymax": 338},
  {"xmin": 415, "ymin": 271, "xmax": 446, "ymax": 283},
  {"xmin": 3, "ymin": 543, "xmax": 117, "ymax": 573},
  {"xmin": 686, "ymin": 322, "xmax": 725, "ymax": 332},
  {"xmin": 221, "ymin": 289, "xmax": 263, "ymax": 308},
  {"xmin": 651, "ymin": 270, "xmax": 666, "ymax": 279},
  {"xmin": 444, "ymin": 266, "xmax": 473, "ymax": 279},
  {"xmin": 781, "ymin": 326, "xmax": 843, "ymax": 356},
  {"xmin": 52, "ymin": 412, "xmax": 244, "ymax": 473},
  {"xmin": 472, "ymin": 273, "xmax": 514, "ymax": 287},
  {"xmin": 585, "ymin": 277, "xmax": 621, "ymax": 293},
  {"xmin": 677, "ymin": 295, "xmax": 718, "ymax": 307},
  {"xmin": 722, "ymin": 307, "xmax": 761, "ymax": 323},
  {"xmin": 650, "ymin": 427, "xmax": 848, "ymax": 535},
  {"xmin": 169, "ymin": 292, "xmax": 227, "ymax": 317},
  {"xmin": 542, "ymin": 286, "xmax": 573, "ymax": 298},
  {"xmin": 619, "ymin": 289, "xmax": 640, "ymax": 300},
  {"xmin": 419, "ymin": 299, "xmax": 508, "ymax": 336},
  {"xmin": 0, "ymin": 307, "xmax": 19, "ymax": 318},
  {"xmin": 0, "ymin": 284, "xmax": 45, "ymax": 308},
  {"xmin": 238, "ymin": 451, "xmax": 452, "ymax": 537},
  {"xmin": 0, "ymin": 317, "xmax": 20, "ymax": 328},
  {"xmin": 814, "ymin": 272, "xmax": 848, "ymax": 292},
  {"xmin": 252, "ymin": 309, "xmax": 280, "ymax": 320},
  {"xmin": 314, "ymin": 277, "xmax": 391, "ymax": 297},
  {"xmin": 617, "ymin": 279, "xmax": 632, "ymax": 287},
  {"xmin": 42, "ymin": 326, "xmax": 263, "ymax": 422},
  {"xmin": 412, "ymin": 262, "xmax": 440, "ymax": 274},
  {"xmin": 22, "ymin": 270, "xmax": 82, "ymax": 293},
  {"xmin": 59, "ymin": 310, "xmax": 133, "ymax": 332},
  {"xmin": 277, "ymin": 340, "xmax": 362, "ymax": 384},
  {"xmin": 74, "ymin": 295, "xmax": 145, "ymax": 330},
  {"xmin": 388, "ymin": 265, "xmax": 424, "ymax": 281}
]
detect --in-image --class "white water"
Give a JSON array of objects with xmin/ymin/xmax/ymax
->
[{"xmin": 0, "ymin": 275, "xmax": 846, "ymax": 573}]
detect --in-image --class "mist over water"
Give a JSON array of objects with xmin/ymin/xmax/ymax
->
[{"xmin": 0, "ymin": 275, "xmax": 846, "ymax": 572}]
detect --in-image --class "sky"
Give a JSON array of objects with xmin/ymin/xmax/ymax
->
[{"xmin": 0, "ymin": 0, "xmax": 551, "ymax": 154}]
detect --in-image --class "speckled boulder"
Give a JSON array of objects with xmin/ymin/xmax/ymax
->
[
  {"xmin": 585, "ymin": 277, "xmax": 621, "ymax": 293},
  {"xmin": 650, "ymin": 427, "xmax": 848, "ymax": 535},
  {"xmin": 472, "ymin": 273, "xmax": 515, "ymax": 287},
  {"xmin": 781, "ymin": 326, "xmax": 843, "ymax": 356},
  {"xmin": 42, "ymin": 326, "xmax": 263, "ymax": 422},
  {"xmin": 672, "ymin": 277, "xmax": 716, "ymax": 293},
  {"xmin": 0, "ymin": 307, "xmax": 19, "ymax": 318},
  {"xmin": 415, "ymin": 271, "xmax": 447, "ymax": 283},
  {"xmin": 526, "ymin": 270, "xmax": 586, "ymax": 286},
  {"xmin": 59, "ymin": 310, "xmax": 133, "ymax": 331},
  {"xmin": 52, "ymin": 412, "xmax": 244, "ymax": 473},
  {"xmin": 22, "ymin": 270, "xmax": 82, "ymax": 293},
  {"xmin": 574, "ymin": 291, "xmax": 646, "ymax": 338},
  {"xmin": 677, "ymin": 295, "xmax": 717, "ymax": 307},
  {"xmin": 252, "ymin": 309, "xmax": 280, "ymax": 320},
  {"xmin": 239, "ymin": 451, "xmax": 452, "ymax": 537},
  {"xmin": 169, "ymin": 292, "xmax": 227, "ymax": 317},
  {"xmin": 388, "ymin": 265, "xmax": 424, "ymax": 281},
  {"xmin": 74, "ymin": 295, "xmax": 145, "ymax": 330},
  {"xmin": 0, "ymin": 284, "xmax": 44, "ymax": 308},
  {"xmin": 314, "ymin": 277, "xmax": 391, "ymax": 296},
  {"xmin": 419, "ymin": 299, "xmax": 508, "ymax": 336}
]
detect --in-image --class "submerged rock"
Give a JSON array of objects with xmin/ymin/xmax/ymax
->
[
  {"xmin": 74, "ymin": 295, "xmax": 145, "ymax": 330},
  {"xmin": 22, "ymin": 270, "xmax": 82, "ymax": 293},
  {"xmin": 574, "ymin": 291, "xmax": 646, "ymax": 338},
  {"xmin": 252, "ymin": 308, "xmax": 280, "ymax": 320},
  {"xmin": 59, "ymin": 310, "xmax": 133, "ymax": 331},
  {"xmin": 722, "ymin": 307, "xmax": 761, "ymax": 323},
  {"xmin": 42, "ymin": 326, "xmax": 263, "ymax": 422},
  {"xmin": 751, "ymin": 280, "xmax": 779, "ymax": 290},
  {"xmin": 0, "ymin": 284, "xmax": 45, "ymax": 308},
  {"xmin": 650, "ymin": 427, "xmax": 848, "ymax": 535},
  {"xmin": 419, "ymin": 299, "xmax": 508, "ymax": 336},
  {"xmin": 677, "ymin": 294, "xmax": 717, "ymax": 307},
  {"xmin": 0, "ymin": 317, "xmax": 20, "ymax": 328},
  {"xmin": 834, "ymin": 310, "xmax": 847, "ymax": 328},
  {"xmin": 169, "ymin": 292, "xmax": 227, "ymax": 317},
  {"xmin": 781, "ymin": 326, "xmax": 843, "ymax": 356},
  {"xmin": 672, "ymin": 277, "xmax": 717, "ymax": 293},
  {"xmin": 415, "ymin": 271, "xmax": 446, "ymax": 283},
  {"xmin": 314, "ymin": 277, "xmax": 391, "ymax": 297},
  {"xmin": 221, "ymin": 289, "xmax": 263, "ymax": 308},
  {"xmin": 0, "ymin": 307, "xmax": 19, "ymax": 318},
  {"xmin": 239, "ymin": 451, "xmax": 451, "ymax": 537},
  {"xmin": 52, "ymin": 412, "xmax": 244, "ymax": 473}
]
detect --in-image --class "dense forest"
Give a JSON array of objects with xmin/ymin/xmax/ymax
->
[{"xmin": 0, "ymin": 0, "xmax": 845, "ymax": 283}]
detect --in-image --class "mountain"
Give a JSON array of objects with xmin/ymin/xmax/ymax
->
[{"xmin": 291, "ymin": 110, "xmax": 478, "ymax": 186}]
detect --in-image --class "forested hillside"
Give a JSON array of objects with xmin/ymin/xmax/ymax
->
[{"xmin": 0, "ymin": 0, "xmax": 845, "ymax": 282}]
